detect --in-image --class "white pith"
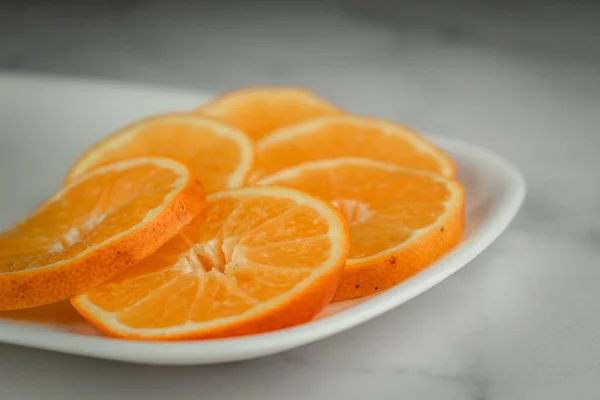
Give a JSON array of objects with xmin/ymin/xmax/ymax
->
[{"xmin": 49, "ymin": 213, "xmax": 107, "ymax": 252}]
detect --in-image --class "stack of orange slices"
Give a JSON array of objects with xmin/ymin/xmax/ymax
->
[{"xmin": 0, "ymin": 87, "xmax": 464, "ymax": 340}]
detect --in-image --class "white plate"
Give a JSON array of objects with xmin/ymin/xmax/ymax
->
[{"xmin": 0, "ymin": 72, "xmax": 526, "ymax": 365}]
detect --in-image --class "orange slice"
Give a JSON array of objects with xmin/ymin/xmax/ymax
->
[
  {"xmin": 251, "ymin": 116, "xmax": 455, "ymax": 182},
  {"xmin": 64, "ymin": 113, "xmax": 255, "ymax": 193},
  {"xmin": 71, "ymin": 186, "xmax": 349, "ymax": 340},
  {"xmin": 194, "ymin": 86, "xmax": 344, "ymax": 142},
  {"xmin": 258, "ymin": 158, "xmax": 464, "ymax": 301},
  {"xmin": 0, "ymin": 157, "xmax": 204, "ymax": 310}
]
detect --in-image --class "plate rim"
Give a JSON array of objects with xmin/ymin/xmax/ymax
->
[{"xmin": 0, "ymin": 72, "xmax": 527, "ymax": 365}]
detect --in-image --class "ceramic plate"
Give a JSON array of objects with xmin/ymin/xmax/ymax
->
[{"xmin": 0, "ymin": 72, "xmax": 526, "ymax": 365}]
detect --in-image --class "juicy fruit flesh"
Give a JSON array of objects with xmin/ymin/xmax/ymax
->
[
  {"xmin": 82, "ymin": 194, "xmax": 336, "ymax": 330},
  {"xmin": 0, "ymin": 164, "xmax": 181, "ymax": 273},
  {"xmin": 259, "ymin": 160, "xmax": 454, "ymax": 260},
  {"xmin": 0, "ymin": 81, "xmax": 464, "ymax": 339},
  {"xmin": 253, "ymin": 117, "xmax": 453, "ymax": 181},
  {"xmin": 197, "ymin": 88, "xmax": 343, "ymax": 142},
  {"xmin": 67, "ymin": 116, "xmax": 251, "ymax": 193},
  {"xmin": 331, "ymin": 198, "xmax": 370, "ymax": 225}
]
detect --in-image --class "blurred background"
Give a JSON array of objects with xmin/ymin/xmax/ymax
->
[
  {"xmin": 2, "ymin": 0, "xmax": 599, "ymax": 118},
  {"xmin": 2, "ymin": 0, "xmax": 599, "ymax": 162},
  {"xmin": 1, "ymin": 1, "xmax": 600, "ymax": 399},
  {"xmin": 2, "ymin": 0, "xmax": 599, "ymax": 224}
]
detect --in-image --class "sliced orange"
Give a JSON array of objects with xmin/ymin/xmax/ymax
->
[
  {"xmin": 251, "ymin": 115, "xmax": 455, "ymax": 183},
  {"xmin": 64, "ymin": 113, "xmax": 255, "ymax": 193},
  {"xmin": 0, "ymin": 157, "xmax": 205, "ymax": 310},
  {"xmin": 71, "ymin": 186, "xmax": 349, "ymax": 340},
  {"xmin": 194, "ymin": 86, "xmax": 344, "ymax": 142},
  {"xmin": 258, "ymin": 158, "xmax": 464, "ymax": 301}
]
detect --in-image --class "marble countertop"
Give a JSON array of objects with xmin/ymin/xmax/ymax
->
[{"xmin": 1, "ymin": 1, "xmax": 599, "ymax": 399}]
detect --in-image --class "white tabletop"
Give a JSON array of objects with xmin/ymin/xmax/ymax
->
[{"xmin": 1, "ymin": 1, "xmax": 599, "ymax": 399}]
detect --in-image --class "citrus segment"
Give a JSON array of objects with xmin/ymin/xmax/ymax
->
[
  {"xmin": 195, "ymin": 87, "xmax": 344, "ymax": 142},
  {"xmin": 65, "ymin": 113, "xmax": 255, "ymax": 193},
  {"xmin": 71, "ymin": 186, "xmax": 349, "ymax": 340},
  {"xmin": 252, "ymin": 116, "xmax": 455, "ymax": 182},
  {"xmin": 0, "ymin": 157, "xmax": 205, "ymax": 310},
  {"xmin": 258, "ymin": 158, "xmax": 464, "ymax": 301}
]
